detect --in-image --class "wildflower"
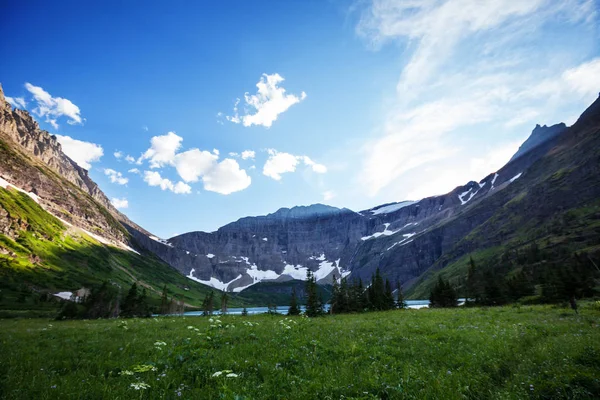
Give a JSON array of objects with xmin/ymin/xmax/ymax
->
[
  {"xmin": 226, "ymin": 373, "xmax": 238, "ymax": 378},
  {"xmin": 154, "ymin": 341, "xmax": 167, "ymax": 346},
  {"xmin": 51, "ymin": 385, "xmax": 57, "ymax": 389},
  {"xmin": 120, "ymin": 370, "xmax": 134, "ymax": 376},
  {"xmin": 130, "ymin": 382, "xmax": 151, "ymax": 390},
  {"xmin": 212, "ymin": 371, "xmax": 223, "ymax": 377},
  {"xmin": 187, "ymin": 326, "xmax": 194, "ymax": 330}
]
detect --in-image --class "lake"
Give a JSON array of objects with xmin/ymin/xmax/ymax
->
[{"xmin": 181, "ymin": 299, "xmax": 434, "ymax": 316}]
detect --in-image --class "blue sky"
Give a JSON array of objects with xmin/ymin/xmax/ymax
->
[{"xmin": 1, "ymin": 0, "xmax": 599, "ymax": 237}]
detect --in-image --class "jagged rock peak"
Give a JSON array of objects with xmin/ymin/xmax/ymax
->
[{"xmin": 510, "ymin": 122, "xmax": 567, "ymax": 162}]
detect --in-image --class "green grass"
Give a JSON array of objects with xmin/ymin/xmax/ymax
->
[
  {"xmin": 0, "ymin": 186, "xmax": 260, "ymax": 314},
  {"xmin": 0, "ymin": 305, "xmax": 599, "ymax": 399}
]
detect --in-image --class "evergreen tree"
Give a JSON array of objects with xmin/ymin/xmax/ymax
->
[
  {"xmin": 120, "ymin": 283, "xmax": 138, "ymax": 317},
  {"xmin": 429, "ymin": 276, "xmax": 458, "ymax": 308},
  {"xmin": 330, "ymin": 276, "xmax": 340, "ymax": 314},
  {"xmin": 202, "ymin": 292, "xmax": 214, "ymax": 316},
  {"xmin": 384, "ymin": 279, "xmax": 395, "ymax": 310},
  {"xmin": 396, "ymin": 280, "xmax": 407, "ymax": 309},
  {"xmin": 160, "ymin": 285, "xmax": 169, "ymax": 315},
  {"xmin": 288, "ymin": 287, "xmax": 301, "ymax": 316},
  {"xmin": 241, "ymin": 307, "xmax": 248, "ymax": 316},
  {"xmin": 137, "ymin": 287, "xmax": 151, "ymax": 317},
  {"xmin": 466, "ymin": 256, "xmax": 479, "ymax": 304},
  {"xmin": 305, "ymin": 270, "xmax": 323, "ymax": 317},
  {"xmin": 221, "ymin": 290, "xmax": 229, "ymax": 314}
]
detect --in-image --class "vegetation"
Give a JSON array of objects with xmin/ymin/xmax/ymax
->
[
  {"xmin": 429, "ymin": 276, "xmax": 458, "ymax": 308},
  {"xmin": 1, "ymin": 305, "xmax": 599, "ymax": 399},
  {"xmin": 329, "ymin": 269, "xmax": 400, "ymax": 314},
  {"xmin": 0, "ymin": 186, "xmax": 275, "ymax": 318}
]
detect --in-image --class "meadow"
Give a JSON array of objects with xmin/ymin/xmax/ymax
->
[{"xmin": 0, "ymin": 305, "xmax": 599, "ymax": 399}]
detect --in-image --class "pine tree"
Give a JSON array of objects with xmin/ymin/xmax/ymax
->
[
  {"xmin": 429, "ymin": 276, "xmax": 458, "ymax": 308},
  {"xmin": 305, "ymin": 270, "xmax": 322, "ymax": 317},
  {"xmin": 466, "ymin": 256, "xmax": 478, "ymax": 304},
  {"xmin": 241, "ymin": 307, "xmax": 248, "ymax": 316},
  {"xmin": 288, "ymin": 287, "xmax": 300, "ymax": 316},
  {"xmin": 221, "ymin": 290, "xmax": 229, "ymax": 314},
  {"xmin": 330, "ymin": 275, "xmax": 340, "ymax": 314},
  {"xmin": 396, "ymin": 280, "xmax": 407, "ymax": 309},
  {"xmin": 120, "ymin": 283, "xmax": 138, "ymax": 318},
  {"xmin": 202, "ymin": 292, "xmax": 214, "ymax": 316},
  {"xmin": 160, "ymin": 285, "xmax": 169, "ymax": 315},
  {"xmin": 137, "ymin": 287, "xmax": 151, "ymax": 317},
  {"xmin": 384, "ymin": 279, "xmax": 395, "ymax": 310}
]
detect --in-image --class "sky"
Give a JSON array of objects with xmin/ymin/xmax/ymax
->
[{"xmin": 1, "ymin": 0, "xmax": 599, "ymax": 238}]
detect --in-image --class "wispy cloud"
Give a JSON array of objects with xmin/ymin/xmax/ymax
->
[
  {"xmin": 5, "ymin": 96, "xmax": 26, "ymax": 109},
  {"xmin": 104, "ymin": 168, "xmax": 129, "ymax": 185},
  {"xmin": 24, "ymin": 83, "xmax": 83, "ymax": 129},
  {"xmin": 356, "ymin": 0, "xmax": 598, "ymax": 199},
  {"xmin": 226, "ymin": 73, "xmax": 306, "ymax": 128}
]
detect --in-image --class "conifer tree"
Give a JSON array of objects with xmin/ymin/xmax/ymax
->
[
  {"xmin": 396, "ymin": 280, "xmax": 407, "ymax": 309},
  {"xmin": 305, "ymin": 270, "xmax": 322, "ymax": 317},
  {"xmin": 221, "ymin": 290, "xmax": 229, "ymax": 314},
  {"xmin": 384, "ymin": 279, "xmax": 395, "ymax": 310},
  {"xmin": 288, "ymin": 287, "xmax": 300, "ymax": 315},
  {"xmin": 160, "ymin": 284, "xmax": 169, "ymax": 315},
  {"xmin": 120, "ymin": 283, "xmax": 138, "ymax": 318}
]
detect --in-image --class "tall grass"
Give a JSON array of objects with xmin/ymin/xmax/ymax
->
[{"xmin": 1, "ymin": 304, "xmax": 598, "ymax": 399}]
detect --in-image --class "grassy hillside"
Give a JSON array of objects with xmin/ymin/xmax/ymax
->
[
  {"xmin": 0, "ymin": 186, "xmax": 255, "ymax": 317},
  {"xmin": 0, "ymin": 305, "xmax": 598, "ymax": 399}
]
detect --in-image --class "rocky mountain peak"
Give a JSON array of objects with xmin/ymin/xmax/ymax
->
[{"xmin": 509, "ymin": 122, "xmax": 567, "ymax": 162}]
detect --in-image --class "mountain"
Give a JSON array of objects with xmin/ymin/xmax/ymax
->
[
  {"xmin": 0, "ymin": 85, "xmax": 233, "ymax": 314},
  {"xmin": 131, "ymin": 95, "xmax": 600, "ymax": 297},
  {"xmin": 2, "ymin": 79, "xmax": 599, "ymax": 306}
]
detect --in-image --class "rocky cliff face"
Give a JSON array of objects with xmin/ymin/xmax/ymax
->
[{"xmin": 0, "ymin": 84, "xmax": 146, "ymax": 245}]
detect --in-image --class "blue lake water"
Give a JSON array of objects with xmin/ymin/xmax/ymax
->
[{"xmin": 181, "ymin": 299, "xmax": 435, "ymax": 316}]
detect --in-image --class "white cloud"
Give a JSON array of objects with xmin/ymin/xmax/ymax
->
[
  {"xmin": 139, "ymin": 131, "xmax": 182, "ymax": 168},
  {"xmin": 128, "ymin": 168, "xmax": 140, "ymax": 174},
  {"xmin": 263, "ymin": 149, "xmax": 327, "ymax": 180},
  {"xmin": 125, "ymin": 155, "xmax": 135, "ymax": 163},
  {"xmin": 5, "ymin": 96, "xmax": 26, "ymax": 109},
  {"xmin": 114, "ymin": 151, "xmax": 123, "ymax": 159},
  {"xmin": 55, "ymin": 135, "xmax": 103, "ymax": 170},
  {"xmin": 142, "ymin": 125, "xmax": 149, "ymax": 131},
  {"xmin": 202, "ymin": 159, "xmax": 252, "ymax": 195},
  {"xmin": 241, "ymin": 150, "xmax": 256, "ymax": 160},
  {"xmin": 104, "ymin": 168, "xmax": 129, "ymax": 185},
  {"xmin": 137, "ymin": 133, "xmax": 252, "ymax": 195},
  {"xmin": 226, "ymin": 73, "xmax": 306, "ymax": 128},
  {"xmin": 143, "ymin": 171, "xmax": 191, "ymax": 194},
  {"xmin": 111, "ymin": 197, "xmax": 129, "ymax": 209},
  {"xmin": 174, "ymin": 149, "xmax": 218, "ymax": 183},
  {"xmin": 24, "ymin": 83, "xmax": 83, "ymax": 128}
]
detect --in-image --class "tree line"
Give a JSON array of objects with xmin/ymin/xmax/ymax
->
[{"xmin": 57, "ymin": 282, "xmax": 152, "ymax": 320}]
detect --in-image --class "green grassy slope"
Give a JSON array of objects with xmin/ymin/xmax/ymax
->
[{"xmin": 0, "ymin": 186, "xmax": 255, "ymax": 316}]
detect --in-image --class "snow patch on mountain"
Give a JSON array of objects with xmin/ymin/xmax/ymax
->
[
  {"xmin": 458, "ymin": 188, "xmax": 479, "ymax": 205},
  {"xmin": 149, "ymin": 235, "xmax": 173, "ymax": 247},
  {"xmin": 361, "ymin": 223, "xmax": 400, "ymax": 241},
  {"xmin": 509, "ymin": 172, "xmax": 522, "ymax": 183},
  {"xmin": 368, "ymin": 201, "xmax": 416, "ymax": 215},
  {"xmin": 386, "ymin": 233, "xmax": 416, "ymax": 251}
]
